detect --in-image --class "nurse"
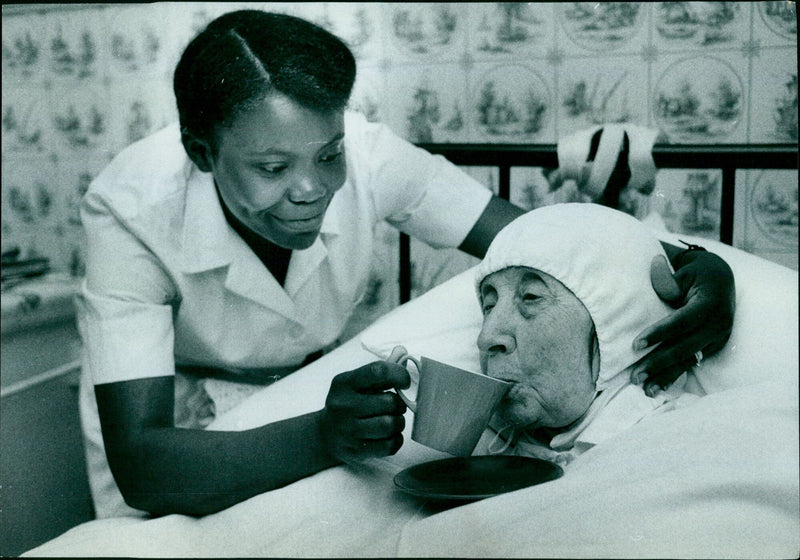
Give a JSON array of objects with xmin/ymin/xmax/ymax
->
[{"xmin": 77, "ymin": 10, "xmax": 735, "ymax": 518}]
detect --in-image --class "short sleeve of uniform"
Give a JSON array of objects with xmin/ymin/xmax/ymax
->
[
  {"xmin": 76, "ymin": 190, "xmax": 177, "ymax": 386},
  {"xmin": 345, "ymin": 112, "xmax": 492, "ymax": 249}
]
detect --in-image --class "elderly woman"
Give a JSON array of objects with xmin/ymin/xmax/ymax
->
[{"xmin": 473, "ymin": 203, "xmax": 705, "ymax": 465}]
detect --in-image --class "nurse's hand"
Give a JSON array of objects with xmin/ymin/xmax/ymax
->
[
  {"xmin": 320, "ymin": 354, "xmax": 410, "ymax": 464},
  {"xmin": 632, "ymin": 250, "xmax": 735, "ymax": 396}
]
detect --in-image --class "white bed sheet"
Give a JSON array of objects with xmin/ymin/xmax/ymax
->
[{"xmin": 25, "ymin": 234, "xmax": 799, "ymax": 558}]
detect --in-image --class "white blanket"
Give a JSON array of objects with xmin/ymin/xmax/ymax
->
[{"xmin": 25, "ymin": 234, "xmax": 799, "ymax": 558}]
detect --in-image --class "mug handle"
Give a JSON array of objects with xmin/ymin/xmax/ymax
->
[{"xmin": 394, "ymin": 354, "xmax": 421, "ymax": 413}]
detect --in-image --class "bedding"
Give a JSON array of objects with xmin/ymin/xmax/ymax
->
[{"xmin": 24, "ymin": 233, "xmax": 799, "ymax": 558}]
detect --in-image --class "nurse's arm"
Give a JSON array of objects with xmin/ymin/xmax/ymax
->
[
  {"xmin": 95, "ymin": 375, "xmax": 339, "ymax": 517},
  {"xmin": 458, "ymin": 195, "xmax": 735, "ymax": 390}
]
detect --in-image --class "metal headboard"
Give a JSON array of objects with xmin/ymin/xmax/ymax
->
[{"xmin": 398, "ymin": 143, "xmax": 798, "ymax": 304}]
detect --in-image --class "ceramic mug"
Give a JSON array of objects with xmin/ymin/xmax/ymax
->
[{"xmin": 396, "ymin": 355, "xmax": 511, "ymax": 456}]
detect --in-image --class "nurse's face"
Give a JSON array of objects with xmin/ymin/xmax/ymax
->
[
  {"xmin": 209, "ymin": 93, "xmax": 346, "ymax": 250},
  {"xmin": 477, "ymin": 267, "xmax": 599, "ymax": 431}
]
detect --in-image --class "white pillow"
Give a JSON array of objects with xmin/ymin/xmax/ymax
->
[
  {"xmin": 361, "ymin": 266, "xmax": 483, "ymax": 373},
  {"xmin": 361, "ymin": 235, "xmax": 798, "ymax": 393}
]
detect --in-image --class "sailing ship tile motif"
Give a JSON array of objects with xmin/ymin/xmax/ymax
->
[
  {"xmin": 559, "ymin": 2, "xmax": 646, "ymax": 53},
  {"xmin": 748, "ymin": 170, "xmax": 799, "ymax": 249},
  {"xmin": 472, "ymin": 63, "xmax": 552, "ymax": 142},
  {"xmin": 757, "ymin": 1, "xmax": 797, "ymax": 42},
  {"xmin": 388, "ymin": 3, "xmax": 465, "ymax": 60},
  {"xmin": 469, "ymin": 3, "xmax": 553, "ymax": 59},
  {"xmin": 654, "ymin": 2, "xmax": 748, "ymax": 49},
  {"xmin": 653, "ymin": 55, "xmax": 745, "ymax": 142},
  {"xmin": 2, "ymin": 15, "xmax": 45, "ymax": 78},
  {"xmin": 388, "ymin": 64, "xmax": 470, "ymax": 143},
  {"xmin": 1, "ymin": 86, "xmax": 48, "ymax": 153}
]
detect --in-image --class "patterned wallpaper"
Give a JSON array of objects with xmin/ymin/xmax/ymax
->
[{"xmin": 2, "ymin": 2, "xmax": 797, "ymax": 329}]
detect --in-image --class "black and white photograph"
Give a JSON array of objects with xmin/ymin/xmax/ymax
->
[{"xmin": 1, "ymin": 2, "xmax": 797, "ymax": 557}]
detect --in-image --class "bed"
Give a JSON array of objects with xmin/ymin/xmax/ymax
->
[
  {"xmin": 22, "ymin": 137, "xmax": 799, "ymax": 557},
  {"xmin": 23, "ymin": 223, "xmax": 799, "ymax": 558}
]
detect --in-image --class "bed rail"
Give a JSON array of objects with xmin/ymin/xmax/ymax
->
[{"xmin": 399, "ymin": 143, "xmax": 798, "ymax": 303}]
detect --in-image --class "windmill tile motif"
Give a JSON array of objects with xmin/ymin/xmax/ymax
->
[{"xmin": 0, "ymin": 2, "xmax": 797, "ymax": 295}]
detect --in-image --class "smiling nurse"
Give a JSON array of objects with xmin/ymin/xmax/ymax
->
[
  {"xmin": 197, "ymin": 96, "xmax": 345, "ymax": 251},
  {"xmin": 77, "ymin": 10, "xmax": 735, "ymax": 519}
]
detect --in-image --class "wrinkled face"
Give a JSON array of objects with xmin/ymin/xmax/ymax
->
[
  {"xmin": 477, "ymin": 267, "xmax": 599, "ymax": 431},
  {"xmin": 209, "ymin": 93, "xmax": 347, "ymax": 250}
]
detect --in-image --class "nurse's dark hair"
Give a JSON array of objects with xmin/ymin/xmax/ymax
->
[{"xmin": 174, "ymin": 10, "xmax": 356, "ymax": 144}]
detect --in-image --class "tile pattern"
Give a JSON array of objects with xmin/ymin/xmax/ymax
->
[{"xmin": 2, "ymin": 3, "xmax": 797, "ymax": 319}]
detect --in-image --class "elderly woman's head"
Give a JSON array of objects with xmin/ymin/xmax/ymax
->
[{"xmin": 475, "ymin": 204, "xmax": 673, "ymax": 432}]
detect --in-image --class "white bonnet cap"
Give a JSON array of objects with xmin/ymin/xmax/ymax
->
[{"xmin": 475, "ymin": 203, "xmax": 673, "ymax": 391}]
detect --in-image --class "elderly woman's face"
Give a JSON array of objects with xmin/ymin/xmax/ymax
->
[{"xmin": 478, "ymin": 267, "xmax": 599, "ymax": 431}]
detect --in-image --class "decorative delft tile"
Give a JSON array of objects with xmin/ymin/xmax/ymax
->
[
  {"xmin": 104, "ymin": 78, "xmax": 176, "ymax": 154},
  {"xmin": 652, "ymin": 54, "xmax": 747, "ymax": 143},
  {"xmin": 470, "ymin": 63, "xmax": 554, "ymax": 143},
  {"xmin": 467, "ymin": 2, "xmax": 555, "ymax": 62},
  {"xmin": 754, "ymin": 1, "xmax": 797, "ymax": 46},
  {"xmin": 509, "ymin": 167, "xmax": 558, "ymax": 211},
  {"xmin": 734, "ymin": 169, "xmax": 798, "ymax": 270},
  {"xmin": 648, "ymin": 168, "xmax": 722, "ymax": 241},
  {"xmin": 557, "ymin": 2, "xmax": 647, "ymax": 55},
  {"xmin": 385, "ymin": 3, "xmax": 467, "ymax": 63},
  {"xmin": 313, "ymin": 2, "xmax": 383, "ymax": 63},
  {"xmin": 43, "ymin": 8, "xmax": 105, "ymax": 80},
  {"xmin": 348, "ymin": 64, "xmax": 385, "ymax": 124},
  {"xmin": 48, "ymin": 84, "xmax": 111, "ymax": 152},
  {"xmin": 56, "ymin": 157, "xmax": 106, "ymax": 229},
  {"xmin": 1, "ymin": 157, "xmax": 62, "ymax": 234},
  {"xmin": 748, "ymin": 47, "xmax": 797, "ymax": 142},
  {"xmin": 105, "ymin": 3, "xmax": 172, "ymax": 78},
  {"xmin": 383, "ymin": 63, "xmax": 470, "ymax": 143},
  {"xmin": 2, "ymin": 12, "xmax": 47, "ymax": 81},
  {"xmin": 556, "ymin": 56, "xmax": 650, "ymax": 137},
  {"xmin": 1, "ymin": 84, "xmax": 49, "ymax": 154},
  {"xmin": 652, "ymin": 2, "xmax": 750, "ymax": 52},
  {"xmin": 162, "ymin": 2, "xmax": 240, "ymax": 73}
]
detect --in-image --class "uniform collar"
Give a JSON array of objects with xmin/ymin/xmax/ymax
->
[
  {"xmin": 179, "ymin": 164, "xmax": 342, "ymax": 317},
  {"xmin": 180, "ymin": 163, "xmax": 235, "ymax": 274},
  {"xmin": 284, "ymin": 186, "xmax": 344, "ymax": 296}
]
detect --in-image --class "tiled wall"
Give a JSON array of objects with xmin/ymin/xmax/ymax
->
[{"xmin": 2, "ymin": 3, "xmax": 797, "ymax": 315}]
